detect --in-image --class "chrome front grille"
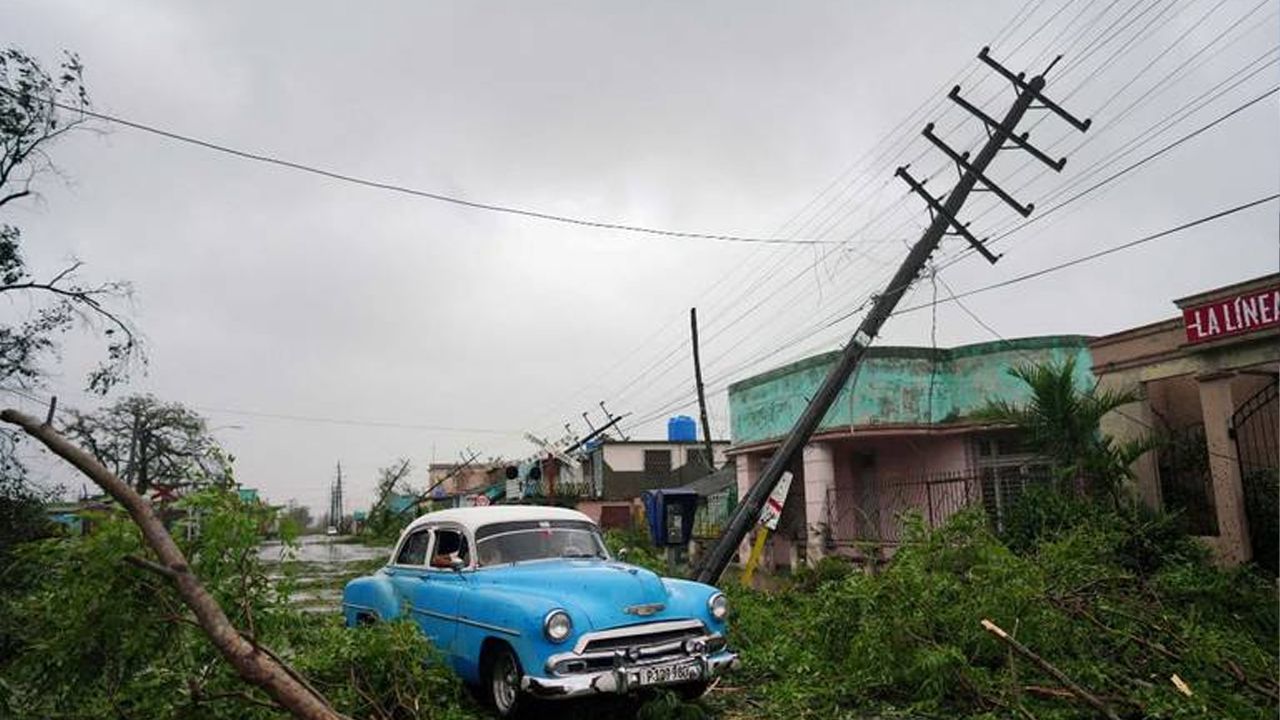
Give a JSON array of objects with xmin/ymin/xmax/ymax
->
[
  {"xmin": 549, "ymin": 620, "xmax": 711, "ymax": 676},
  {"xmin": 582, "ymin": 626, "xmax": 703, "ymax": 654}
]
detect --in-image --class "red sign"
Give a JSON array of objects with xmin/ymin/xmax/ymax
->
[{"xmin": 1183, "ymin": 285, "xmax": 1280, "ymax": 345}]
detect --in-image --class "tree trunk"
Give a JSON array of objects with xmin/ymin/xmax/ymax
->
[{"xmin": 1, "ymin": 408, "xmax": 347, "ymax": 720}]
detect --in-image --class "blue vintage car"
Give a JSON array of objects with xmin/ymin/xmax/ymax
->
[{"xmin": 342, "ymin": 506, "xmax": 738, "ymax": 715}]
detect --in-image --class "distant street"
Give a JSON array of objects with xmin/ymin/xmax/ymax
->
[{"xmin": 260, "ymin": 535, "xmax": 389, "ymax": 612}]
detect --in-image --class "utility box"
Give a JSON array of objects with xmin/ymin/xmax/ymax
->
[{"xmin": 641, "ymin": 489, "xmax": 699, "ymax": 547}]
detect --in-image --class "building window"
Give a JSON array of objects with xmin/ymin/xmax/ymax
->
[
  {"xmin": 644, "ymin": 449, "xmax": 672, "ymax": 477},
  {"xmin": 974, "ymin": 434, "xmax": 1050, "ymax": 532}
]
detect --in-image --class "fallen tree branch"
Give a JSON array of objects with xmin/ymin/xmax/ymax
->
[
  {"xmin": 1, "ymin": 408, "xmax": 348, "ymax": 720},
  {"xmin": 982, "ymin": 618, "xmax": 1122, "ymax": 720},
  {"xmin": 124, "ymin": 553, "xmax": 180, "ymax": 580}
]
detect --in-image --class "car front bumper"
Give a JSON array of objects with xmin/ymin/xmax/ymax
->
[{"xmin": 521, "ymin": 650, "xmax": 739, "ymax": 699}]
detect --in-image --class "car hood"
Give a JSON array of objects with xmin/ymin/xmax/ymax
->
[{"xmin": 471, "ymin": 559, "xmax": 672, "ymax": 627}]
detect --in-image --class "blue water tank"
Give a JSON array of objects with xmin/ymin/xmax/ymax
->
[{"xmin": 667, "ymin": 415, "xmax": 697, "ymax": 442}]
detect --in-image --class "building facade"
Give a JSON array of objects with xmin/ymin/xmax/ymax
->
[
  {"xmin": 1090, "ymin": 273, "xmax": 1279, "ymax": 569},
  {"xmin": 576, "ymin": 439, "xmax": 730, "ymax": 529},
  {"xmin": 727, "ymin": 336, "xmax": 1094, "ymax": 571}
]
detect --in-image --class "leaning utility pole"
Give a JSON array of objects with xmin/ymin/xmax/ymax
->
[
  {"xmin": 690, "ymin": 308, "xmax": 716, "ymax": 472},
  {"xmin": 692, "ymin": 47, "xmax": 1090, "ymax": 584}
]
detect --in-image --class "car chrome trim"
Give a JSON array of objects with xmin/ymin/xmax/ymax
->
[
  {"xmin": 409, "ymin": 605, "xmax": 521, "ymax": 637},
  {"xmin": 547, "ymin": 631, "xmax": 725, "ymax": 673},
  {"xmin": 570, "ymin": 619, "xmax": 704, "ymax": 655},
  {"xmin": 523, "ymin": 650, "xmax": 739, "ymax": 700},
  {"xmin": 624, "ymin": 602, "xmax": 665, "ymax": 617},
  {"xmin": 543, "ymin": 608, "xmax": 572, "ymax": 643}
]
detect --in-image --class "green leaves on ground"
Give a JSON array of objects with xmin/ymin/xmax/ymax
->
[
  {"xmin": 714, "ymin": 500, "xmax": 1278, "ymax": 720},
  {"xmin": 0, "ymin": 489, "xmax": 473, "ymax": 720}
]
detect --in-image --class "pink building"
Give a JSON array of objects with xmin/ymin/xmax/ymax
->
[{"xmin": 727, "ymin": 336, "xmax": 1094, "ymax": 571}]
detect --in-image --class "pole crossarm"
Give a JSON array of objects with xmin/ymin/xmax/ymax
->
[
  {"xmin": 922, "ymin": 123, "xmax": 1034, "ymax": 217},
  {"xmin": 947, "ymin": 87, "xmax": 1066, "ymax": 171},
  {"xmin": 689, "ymin": 45, "xmax": 1091, "ymax": 586},
  {"xmin": 978, "ymin": 46, "xmax": 1092, "ymax": 131},
  {"xmin": 895, "ymin": 166, "xmax": 1001, "ymax": 265}
]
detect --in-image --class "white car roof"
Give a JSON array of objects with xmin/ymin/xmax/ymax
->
[{"xmin": 402, "ymin": 505, "xmax": 596, "ymax": 536}]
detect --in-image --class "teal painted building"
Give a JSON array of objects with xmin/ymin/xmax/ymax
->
[{"xmin": 726, "ymin": 336, "xmax": 1094, "ymax": 570}]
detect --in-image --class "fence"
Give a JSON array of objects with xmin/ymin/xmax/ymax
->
[
  {"xmin": 826, "ymin": 470, "xmax": 982, "ymax": 546},
  {"xmin": 824, "ymin": 464, "xmax": 1056, "ymax": 546}
]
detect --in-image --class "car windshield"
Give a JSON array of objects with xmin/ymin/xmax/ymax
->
[{"xmin": 474, "ymin": 519, "xmax": 610, "ymax": 566}]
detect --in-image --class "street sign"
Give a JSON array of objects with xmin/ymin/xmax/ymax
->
[
  {"xmin": 757, "ymin": 471, "xmax": 793, "ymax": 531},
  {"xmin": 1182, "ymin": 285, "xmax": 1280, "ymax": 345}
]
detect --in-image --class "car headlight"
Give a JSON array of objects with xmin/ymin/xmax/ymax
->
[
  {"xmin": 708, "ymin": 592, "xmax": 728, "ymax": 622},
  {"xmin": 543, "ymin": 609, "xmax": 573, "ymax": 643}
]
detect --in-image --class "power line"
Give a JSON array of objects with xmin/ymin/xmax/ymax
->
[
  {"xmin": 7, "ymin": 92, "xmax": 844, "ymax": 247},
  {"xmin": 0, "ymin": 387, "xmax": 525, "ymax": 437},
  {"xmin": 939, "ymin": 85, "xmax": 1279, "ymax": 270},
  {"xmin": 627, "ymin": 192, "xmax": 1278, "ymax": 427},
  {"xmin": 899, "ymin": 193, "xmax": 1279, "ymax": 315}
]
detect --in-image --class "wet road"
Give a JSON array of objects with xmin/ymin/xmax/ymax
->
[{"xmin": 259, "ymin": 535, "xmax": 390, "ymax": 612}]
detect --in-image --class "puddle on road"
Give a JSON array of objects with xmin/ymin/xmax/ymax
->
[{"xmin": 260, "ymin": 535, "xmax": 390, "ymax": 613}]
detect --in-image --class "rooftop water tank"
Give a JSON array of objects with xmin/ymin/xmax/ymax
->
[{"xmin": 667, "ymin": 415, "xmax": 697, "ymax": 442}]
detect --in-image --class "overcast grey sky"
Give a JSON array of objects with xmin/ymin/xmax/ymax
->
[{"xmin": 5, "ymin": 0, "xmax": 1277, "ymax": 514}]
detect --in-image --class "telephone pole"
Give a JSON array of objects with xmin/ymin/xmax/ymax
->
[
  {"xmin": 690, "ymin": 308, "xmax": 716, "ymax": 472},
  {"xmin": 329, "ymin": 461, "xmax": 344, "ymax": 534},
  {"xmin": 692, "ymin": 47, "xmax": 1090, "ymax": 584}
]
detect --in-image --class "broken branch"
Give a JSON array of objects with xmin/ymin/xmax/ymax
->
[
  {"xmin": 982, "ymin": 618, "xmax": 1122, "ymax": 720},
  {"xmin": 1, "ymin": 408, "xmax": 348, "ymax": 720}
]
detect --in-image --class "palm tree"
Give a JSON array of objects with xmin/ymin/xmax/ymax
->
[{"xmin": 979, "ymin": 356, "xmax": 1156, "ymax": 505}]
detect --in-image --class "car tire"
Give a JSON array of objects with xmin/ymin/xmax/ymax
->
[
  {"xmin": 484, "ymin": 645, "xmax": 524, "ymax": 717},
  {"xmin": 676, "ymin": 680, "xmax": 711, "ymax": 701}
]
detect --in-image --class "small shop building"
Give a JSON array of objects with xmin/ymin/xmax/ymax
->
[{"xmin": 1091, "ymin": 273, "xmax": 1279, "ymax": 569}]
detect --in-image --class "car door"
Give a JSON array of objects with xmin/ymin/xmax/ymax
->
[
  {"xmin": 413, "ymin": 526, "xmax": 468, "ymax": 657},
  {"xmin": 386, "ymin": 526, "xmax": 432, "ymax": 625}
]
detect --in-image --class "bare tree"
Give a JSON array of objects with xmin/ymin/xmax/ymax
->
[
  {"xmin": 0, "ymin": 47, "xmax": 143, "ymax": 395},
  {"xmin": 63, "ymin": 394, "xmax": 230, "ymax": 494}
]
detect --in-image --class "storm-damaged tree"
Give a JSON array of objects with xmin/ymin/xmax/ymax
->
[
  {"xmin": 0, "ymin": 47, "xmax": 144, "ymax": 476},
  {"xmin": 363, "ymin": 458, "xmax": 414, "ymax": 540},
  {"xmin": 62, "ymin": 394, "xmax": 231, "ymax": 494},
  {"xmin": 979, "ymin": 356, "xmax": 1157, "ymax": 506}
]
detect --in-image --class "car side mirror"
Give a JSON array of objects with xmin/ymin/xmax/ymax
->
[{"xmin": 617, "ymin": 547, "xmax": 630, "ymax": 561}]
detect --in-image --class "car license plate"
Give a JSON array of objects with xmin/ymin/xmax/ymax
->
[{"xmin": 637, "ymin": 660, "xmax": 702, "ymax": 687}]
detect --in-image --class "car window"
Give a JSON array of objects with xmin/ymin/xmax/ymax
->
[
  {"xmin": 475, "ymin": 520, "xmax": 608, "ymax": 566},
  {"xmin": 429, "ymin": 528, "xmax": 470, "ymax": 569},
  {"xmin": 395, "ymin": 529, "xmax": 431, "ymax": 566}
]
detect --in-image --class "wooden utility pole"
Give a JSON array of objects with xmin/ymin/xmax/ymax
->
[
  {"xmin": 690, "ymin": 308, "xmax": 716, "ymax": 472},
  {"xmin": 692, "ymin": 47, "xmax": 1090, "ymax": 584}
]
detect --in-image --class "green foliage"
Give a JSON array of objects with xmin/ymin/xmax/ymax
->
[
  {"xmin": 0, "ymin": 488, "xmax": 476, "ymax": 719},
  {"xmin": 713, "ymin": 508, "xmax": 1279, "ymax": 719},
  {"xmin": 978, "ymin": 356, "xmax": 1158, "ymax": 503},
  {"xmin": 605, "ymin": 524, "xmax": 666, "ymax": 573},
  {"xmin": 635, "ymin": 689, "xmax": 711, "ymax": 720},
  {"xmin": 2, "ymin": 47, "xmax": 144, "ymax": 484}
]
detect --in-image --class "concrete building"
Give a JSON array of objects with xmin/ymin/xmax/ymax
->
[
  {"xmin": 726, "ymin": 336, "xmax": 1094, "ymax": 571},
  {"xmin": 576, "ymin": 438, "xmax": 730, "ymax": 529},
  {"xmin": 1091, "ymin": 273, "xmax": 1279, "ymax": 569}
]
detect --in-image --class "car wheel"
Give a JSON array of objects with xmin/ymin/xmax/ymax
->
[
  {"xmin": 676, "ymin": 680, "xmax": 711, "ymax": 701},
  {"xmin": 485, "ymin": 645, "xmax": 523, "ymax": 717}
]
